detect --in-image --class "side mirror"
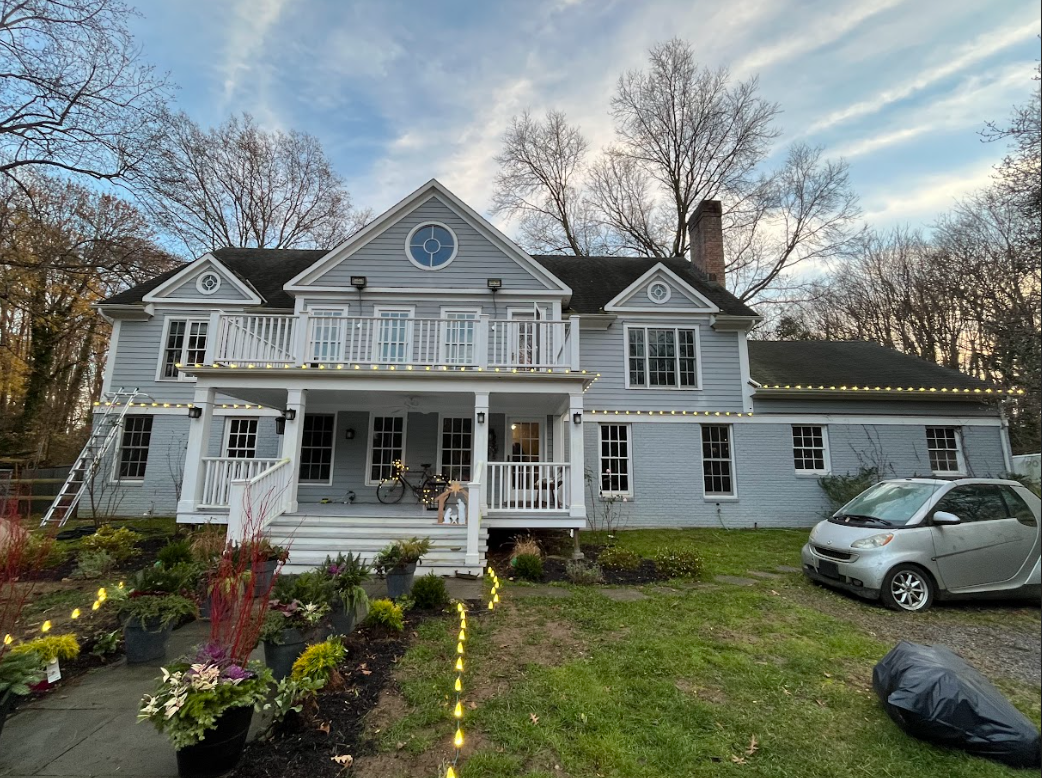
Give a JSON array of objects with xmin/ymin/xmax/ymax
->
[{"xmin": 932, "ymin": 510, "xmax": 961, "ymax": 526}]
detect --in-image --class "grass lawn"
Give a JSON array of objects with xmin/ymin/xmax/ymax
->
[{"xmin": 358, "ymin": 529, "xmax": 1041, "ymax": 778}]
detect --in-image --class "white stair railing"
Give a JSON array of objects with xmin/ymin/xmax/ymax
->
[
  {"xmin": 486, "ymin": 462, "xmax": 571, "ymax": 511},
  {"xmin": 200, "ymin": 457, "xmax": 282, "ymax": 508},
  {"xmin": 465, "ymin": 461, "xmax": 484, "ymax": 566},
  {"xmin": 226, "ymin": 458, "xmax": 293, "ymax": 543}
]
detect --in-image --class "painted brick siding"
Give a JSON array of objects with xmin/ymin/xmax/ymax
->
[{"xmin": 582, "ymin": 420, "xmax": 1009, "ymax": 529}]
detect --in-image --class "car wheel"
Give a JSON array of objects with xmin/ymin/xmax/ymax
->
[{"xmin": 881, "ymin": 565, "xmax": 935, "ymax": 612}]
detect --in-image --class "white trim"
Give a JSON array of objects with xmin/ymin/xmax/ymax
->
[
  {"xmin": 439, "ymin": 306, "xmax": 481, "ymax": 366},
  {"xmin": 700, "ymin": 422, "xmax": 737, "ymax": 499},
  {"xmin": 404, "ymin": 220, "xmax": 459, "ymax": 271},
  {"xmin": 155, "ymin": 316, "xmax": 210, "ymax": 383},
  {"xmin": 925, "ymin": 425, "xmax": 967, "ymax": 476},
  {"xmin": 101, "ymin": 319, "xmax": 121, "ymax": 394},
  {"xmin": 622, "ymin": 323, "xmax": 703, "ymax": 391},
  {"xmin": 436, "ymin": 413, "xmax": 474, "ymax": 482},
  {"xmin": 195, "ymin": 271, "xmax": 222, "ymax": 296},
  {"xmin": 365, "ymin": 413, "xmax": 408, "ymax": 486},
  {"xmin": 737, "ymin": 330, "xmax": 754, "ymax": 413},
  {"xmin": 597, "ymin": 422, "xmax": 634, "ymax": 497},
  {"xmin": 222, "ymin": 417, "xmax": 259, "ymax": 458},
  {"xmin": 284, "ymin": 181, "xmax": 571, "ymax": 294},
  {"xmin": 585, "ymin": 413, "xmax": 1004, "ymax": 426},
  {"xmin": 142, "ymin": 254, "xmax": 263, "ymax": 305},
  {"xmin": 110, "ymin": 413, "xmax": 153, "ymax": 484},
  {"xmin": 507, "ymin": 416, "xmax": 545, "ymax": 461},
  {"xmin": 298, "ymin": 412, "xmax": 337, "ymax": 486},
  {"xmin": 604, "ymin": 263, "xmax": 720, "ymax": 314},
  {"xmin": 791, "ymin": 424, "xmax": 832, "ymax": 475},
  {"xmin": 646, "ymin": 280, "xmax": 672, "ymax": 305},
  {"xmin": 372, "ymin": 305, "xmax": 415, "ymax": 364}
]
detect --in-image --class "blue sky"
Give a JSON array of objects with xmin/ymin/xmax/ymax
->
[{"xmin": 132, "ymin": 0, "xmax": 1040, "ymax": 235}]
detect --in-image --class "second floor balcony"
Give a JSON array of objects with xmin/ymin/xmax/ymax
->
[{"xmin": 206, "ymin": 312, "xmax": 579, "ymax": 372}]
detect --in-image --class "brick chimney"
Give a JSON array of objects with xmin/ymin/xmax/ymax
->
[{"xmin": 687, "ymin": 199, "xmax": 725, "ymax": 285}]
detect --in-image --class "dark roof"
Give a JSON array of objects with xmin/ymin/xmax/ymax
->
[
  {"xmin": 747, "ymin": 340, "xmax": 989, "ymax": 391},
  {"xmin": 101, "ymin": 248, "xmax": 328, "ymax": 308},
  {"xmin": 531, "ymin": 255, "xmax": 758, "ymax": 317}
]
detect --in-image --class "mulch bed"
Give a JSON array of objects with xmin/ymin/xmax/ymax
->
[
  {"xmin": 33, "ymin": 534, "xmax": 168, "ymax": 582},
  {"xmin": 488, "ymin": 544, "xmax": 669, "ymax": 585},
  {"xmin": 233, "ymin": 608, "xmax": 451, "ymax": 778}
]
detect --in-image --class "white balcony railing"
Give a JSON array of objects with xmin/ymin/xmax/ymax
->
[
  {"xmin": 205, "ymin": 313, "xmax": 578, "ymax": 371},
  {"xmin": 486, "ymin": 462, "xmax": 571, "ymax": 512},
  {"xmin": 200, "ymin": 457, "xmax": 282, "ymax": 508}
]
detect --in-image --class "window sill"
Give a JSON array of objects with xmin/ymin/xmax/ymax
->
[
  {"xmin": 624, "ymin": 386, "xmax": 702, "ymax": 391},
  {"xmin": 795, "ymin": 471, "xmax": 830, "ymax": 478},
  {"xmin": 704, "ymin": 495, "xmax": 738, "ymax": 502},
  {"xmin": 931, "ymin": 471, "xmax": 966, "ymax": 478},
  {"xmin": 109, "ymin": 479, "xmax": 145, "ymax": 487}
]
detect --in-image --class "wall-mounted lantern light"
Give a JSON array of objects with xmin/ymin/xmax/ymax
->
[
  {"xmin": 345, "ymin": 428, "xmax": 356, "ymax": 440},
  {"xmin": 274, "ymin": 417, "xmax": 286, "ymax": 435},
  {"xmin": 572, "ymin": 411, "xmax": 582, "ymax": 425},
  {"xmin": 476, "ymin": 411, "xmax": 486, "ymax": 424},
  {"xmin": 187, "ymin": 407, "xmax": 202, "ymax": 419},
  {"xmin": 283, "ymin": 409, "xmax": 296, "ymax": 421}
]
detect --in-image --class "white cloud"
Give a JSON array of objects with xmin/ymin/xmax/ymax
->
[
  {"xmin": 862, "ymin": 161, "xmax": 995, "ymax": 225},
  {"xmin": 217, "ymin": 0, "xmax": 291, "ymax": 117}
]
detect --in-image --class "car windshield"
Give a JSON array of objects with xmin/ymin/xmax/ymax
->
[{"xmin": 832, "ymin": 482, "xmax": 944, "ymax": 527}]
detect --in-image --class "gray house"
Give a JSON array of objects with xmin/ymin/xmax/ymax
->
[{"xmin": 83, "ymin": 180, "xmax": 1014, "ymax": 573}]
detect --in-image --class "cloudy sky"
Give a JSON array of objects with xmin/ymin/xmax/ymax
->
[{"xmin": 133, "ymin": 0, "xmax": 1039, "ymax": 234}]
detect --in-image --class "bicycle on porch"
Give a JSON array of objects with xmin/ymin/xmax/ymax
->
[{"xmin": 376, "ymin": 459, "xmax": 449, "ymax": 507}]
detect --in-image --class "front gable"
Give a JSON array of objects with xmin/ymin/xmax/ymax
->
[
  {"xmin": 142, "ymin": 255, "xmax": 262, "ymax": 305},
  {"xmin": 604, "ymin": 263, "xmax": 720, "ymax": 314},
  {"xmin": 286, "ymin": 180, "xmax": 570, "ymax": 295}
]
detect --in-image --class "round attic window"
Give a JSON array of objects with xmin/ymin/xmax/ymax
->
[
  {"xmin": 406, "ymin": 222, "xmax": 458, "ymax": 270},
  {"xmin": 647, "ymin": 281, "xmax": 671, "ymax": 304},
  {"xmin": 196, "ymin": 271, "xmax": 221, "ymax": 295}
]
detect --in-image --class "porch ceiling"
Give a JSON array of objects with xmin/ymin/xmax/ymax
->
[{"xmin": 214, "ymin": 387, "xmax": 571, "ymax": 415}]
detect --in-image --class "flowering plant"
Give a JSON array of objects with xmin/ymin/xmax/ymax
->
[
  {"xmin": 258, "ymin": 599, "xmax": 329, "ymax": 645},
  {"xmin": 321, "ymin": 552, "xmax": 370, "ymax": 611},
  {"xmin": 138, "ymin": 642, "xmax": 272, "ymax": 749}
]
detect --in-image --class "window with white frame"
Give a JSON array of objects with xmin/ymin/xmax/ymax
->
[
  {"xmin": 300, "ymin": 414, "xmax": 335, "ymax": 483},
  {"xmin": 308, "ymin": 308, "xmax": 346, "ymax": 363},
  {"xmin": 626, "ymin": 326, "xmax": 699, "ymax": 388},
  {"xmin": 369, "ymin": 416, "xmax": 405, "ymax": 482},
  {"xmin": 792, "ymin": 425, "xmax": 829, "ymax": 474},
  {"xmin": 440, "ymin": 417, "xmax": 473, "ymax": 481},
  {"xmin": 599, "ymin": 424, "xmax": 632, "ymax": 495},
  {"xmin": 926, "ymin": 427, "xmax": 964, "ymax": 474},
  {"xmin": 375, "ymin": 309, "xmax": 412, "ymax": 363},
  {"xmin": 160, "ymin": 319, "xmax": 208, "ymax": 379},
  {"xmin": 701, "ymin": 424, "xmax": 734, "ymax": 496},
  {"xmin": 115, "ymin": 415, "xmax": 153, "ymax": 480},
  {"xmin": 442, "ymin": 311, "xmax": 478, "ymax": 365},
  {"xmin": 224, "ymin": 418, "xmax": 258, "ymax": 458}
]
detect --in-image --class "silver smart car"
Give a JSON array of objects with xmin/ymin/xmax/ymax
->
[{"xmin": 802, "ymin": 478, "xmax": 1041, "ymax": 612}]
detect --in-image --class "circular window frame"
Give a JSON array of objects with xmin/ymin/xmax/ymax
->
[
  {"xmin": 647, "ymin": 281, "xmax": 672, "ymax": 305},
  {"xmin": 196, "ymin": 271, "xmax": 222, "ymax": 296},
  {"xmin": 404, "ymin": 221, "xmax": 459, "ymax": 271}
]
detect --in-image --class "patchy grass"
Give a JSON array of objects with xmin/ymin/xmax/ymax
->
[{"xmin": 360, "ymin": 529, "xmax": 1041, "ymax": 778}]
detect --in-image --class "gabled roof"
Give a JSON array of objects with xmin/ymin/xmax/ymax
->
[
  {"xmin": 748, "ymin": 340, "xmax": 990, "ymax": 391},
  {"xmin": 602, "ymin": 261, "xmax": 720, "ymax": 313},
  {"xmin": 140, "ymin": 253, "xmax": 263, "ymax": 305},
  {"xmin": 531, "ymin": 255, "xmax": 758, "ymax": 317}
]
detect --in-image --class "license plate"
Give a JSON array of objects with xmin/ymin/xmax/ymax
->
[{"xmin": 818, "ymin": 560, "xmax": 840, "ymax": 579}]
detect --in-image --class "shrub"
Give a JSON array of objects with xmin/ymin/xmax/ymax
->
[
  {"xmin": 598, "ymin": 546, "xmax": 641, "ymax": 571},
  {"xmin": 72, "ymin": 550, "xmax": 116, "ymax": 580},
  {"xmin": 285, "ymin": 571, "xmax": 337, "ymax": 607},
  {"xmin": 365, "ymin": 598, "xmax": 404, "ymax": 632},
  {"xmin": 374, "ymin": 537, "xmax": 432, "ymax": 573},
  {"xmin": 818, "ymin": 467, "xmax": 880, "ymax": 515},
  {"xmin": 27, "ymin": 534, "xmax": 69, "ymax": 570},
  {"xmin": 510, "ymin": 535, "xmax": 542, "ymax": 559},
  {"xmin": 411, "ymin": 573, "xmax": 449, "ymax": 610},
  {"xmin": 565, "ymin": 560, "xmax": 605, "ymax": 585},
  {"xmin": 513, "ymin": 553, "xmax": 543, "ymax": 582},
  {"xmin": 134, "ymin": 562, "xmax": 202, "ymax": 595},
  {"xmin": 10, "ymin": 634, "xmax": 80, "ymax": 663},
  {"xmin": 653, "ymin": 548, "xmax": 704, "ymax": 579},
  {"xmin": 188, "ymin": 526, "xmax": 227, "ymax": 564},
  {"xmin": 118, "ymin": 592, "xmax": 197, "ymax": 628},
  {"xmin": 79, "ymin": 525, "xmax": 141, "ymax": 562},
  {"xmin": 157, "ymin": 540, "xmax": 194, "ymax": 568},
  {"xmin": 291, "ymin": 637, "xmax": 346, "ymax": 684}
]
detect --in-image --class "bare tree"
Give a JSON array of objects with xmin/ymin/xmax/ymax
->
[
  {"xmin": 0, "ymin": 0, "xmax": 171, "ymax": 185},
  {"xmin": 137, "ymin": 112, "xmax": 371, "ymax": 256},
  {"xmin": 492, "ymin": 38, "xmax": 860, "ymax": 303}
]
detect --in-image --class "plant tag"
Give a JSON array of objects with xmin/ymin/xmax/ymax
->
[{"xmin": 46, "ymin": 658, "xmax": 61, "ymax": 683}]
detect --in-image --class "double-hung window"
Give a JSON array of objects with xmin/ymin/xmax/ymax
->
[
  {"xmin": 115, "ymin": 415, "xmax": 153, "ymax": 481},
  {"xmin": 300, "ymin": 414, "xmax": 335, "ymax": 483},
  {"xmin": 792, "ymin": 425, "xmax": 830, "ymax": 474},
  {"xmin": 308, "ymin": 308, "xmax": 346, "ymax": 363},
  {"xmin": 926, "ymin": 427, "xmax": 964, "ymax": 475},
  {"xmin": 440, "ymin": 417, "xmax": 473, "ymax": 481},
  {"xmin": 225, "ymin": 418, "xmax": 258, "ymax": 458},
  {"xmin": 599, "ymin": 424, "xmax": 632, "ymax": 496},
  {"xmin": 626, "ymin": 326, "xmax": 699, "ymax": 388},
  {"xmin": 369, "ymin": 416, "xmax": 405, "ymax": 483},
  {"xmin": 375, "ymin": 308, "xmax": 413, "ymax": 364},
  {"xmin": 159, "ymin": 319, "xmax": 208, "ymax": 379},
  {"xmin": 702, "ymin": 424, "xmax": 735, "ymax": 497},
  {"xmin": 441, "ymin": 310, "xmax": 478, "ymax": 365}
]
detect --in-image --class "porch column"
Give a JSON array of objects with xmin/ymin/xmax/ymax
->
[
  {"xmin": 473, "ymin": 392, "xmax": 489, "ymax": 513},
  {"xmin": 177, "ymin": 386, "xmax": 215, "ymax": 515},
  {"xmin": 280, "ymin": 388, "xmax": 307, "ymax": 513},
  {"xmin": 568, "ymin": 392, "xmax": 586, "ymax": 520}
]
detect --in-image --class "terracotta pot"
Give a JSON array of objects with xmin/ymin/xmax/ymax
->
[{"xmin": 175, "ymin": 705, "xmax": 254, "ymax": 778}]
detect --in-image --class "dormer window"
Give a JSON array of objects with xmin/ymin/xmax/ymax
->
[{"xmin": 406, "ymin": 222, "xmax": 457, "ymax": 270}]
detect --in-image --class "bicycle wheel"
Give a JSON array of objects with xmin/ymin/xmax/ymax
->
[
  {"xmin": 377, "ymin": 478, "xmax": 406, "ymax": 504},
  {"xmin": 421, "ymin": 476, "xmax": 449, "ymax": 507}
]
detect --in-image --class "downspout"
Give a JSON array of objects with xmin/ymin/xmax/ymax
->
[{"xmin": 998, "ymin": 402, "xmax": 1014, "ymax": 475}]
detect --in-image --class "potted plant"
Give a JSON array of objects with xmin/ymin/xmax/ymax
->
[
  {"xmin": 322, "ymin": 552, "xmax": 370, "ymax": 634},
  {"xmin": 119, "ymin": 592, "xmax": 197, "ymax": 663},
  {"xmin": 374, "ymin": 537, "xmax": 432, "ymax": 598},
  {"xmin": 258, "ymin": 600, "xmax": 330, "ymax": 680},
  {"xmin": 235, "ymin": 539, "xmax": 288, "ymax": 597},
  {"xmin": 9, "ymin": 634, "xmax": 80, "ymax": 691},
  {"xmin": 139, "ymin": 642, "xmax": 272, "ymax": 778},
  {"xmin": 0, "ymin": 651, "xmax": 45, "ymax": 740}
]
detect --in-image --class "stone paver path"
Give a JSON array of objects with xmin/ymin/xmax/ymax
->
[
  {"xmin": 775, "ymin": 565, "xmax": 802, "ymax": 574},
  {"xmin": 599, "ymin": 588, "xmax": 648, "ymax": 602},
  {"xmin": 747, "ymin": 571, "xmax": 783, "ymax": 580},
  {"xmin": 713, "ymin": 575, "xmax": 759, "ymax": 586}
]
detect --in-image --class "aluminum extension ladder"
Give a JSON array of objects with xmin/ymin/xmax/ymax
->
[{"xmin": 39, "ymin": 388, "xmax": 145, "ymax": 527}]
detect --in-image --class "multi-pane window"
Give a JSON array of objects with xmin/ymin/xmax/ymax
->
[
  {"xmin": 160, "ymin": 319, "xmax": 208, "ymax": 379},
  {"xmin": 376, "ymin": 310, "xmax": 411, "ymax": 363},
  {"xmin": 599, "ymin": 424, "xmax": 632, "ymax": 495},
  {"xmin": 440, "ymin": 417, "xmax": 473, "ymax": 481},
  {"xmin": 309, "ymin": 309, "xmax": 345, "ymax": 363},
  {"xmin": 442, "ymin": 312, "xmax": 477, "ymax": 365},
  {"xmin": 116, "ymin": 415, "xmax": 153, "ymax": 480},
  {"xmin": 792, "ymin": 426, "xmax": 829, "ymax": 473},
  {"xmin": 225, "ymin": 418, "xmax": 258, "ymax": 458},
  {"xmin": 369, "ymin": 416, "xmax": 405, "ymax": 482},
  {"xmin": 926, "ymin": 427, "xmax": 963, "ymax": 474},
  {"xmin": 626, "ymin": 327, "xmax": 698, "ymax": 388},
  {"xmin": 300, "ymin": 414, "xmax": 335, "ymax": 483},
  {"xmin": 702, "ymin": 425, "xmax": 734, "ymax": 496}
]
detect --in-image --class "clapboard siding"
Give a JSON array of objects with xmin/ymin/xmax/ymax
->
[
  {"xmin": 307, "ymin": 197, "xmax": 554, "ymax": 290},
  {"xmin": 614, "ymin": 274, "xmax": 714, "ymax": 311},
  {"xmin": 158, "ymin": 264, "xmax": 252, "ymax": 302}
]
